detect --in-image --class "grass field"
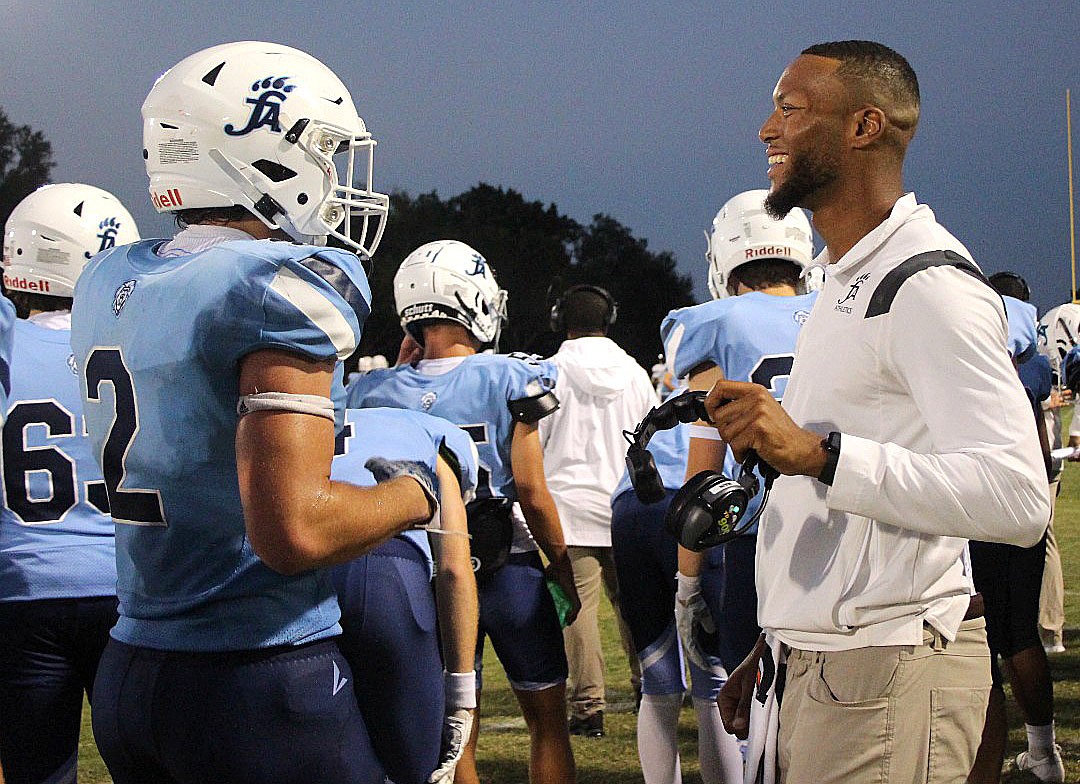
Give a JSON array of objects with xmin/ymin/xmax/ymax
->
[{"xmin": 75, "ymin": 457, "xmax": 1080, "ymax": 783}]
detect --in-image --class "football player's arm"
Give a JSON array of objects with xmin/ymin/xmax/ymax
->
[
  {"xmin": 675, "ymin": 362, "xmax": 725, "ymax": 671},
  {"xmin": 431, "ymin": 456, "xmax": 479, "ymax": 675},
  {"xmin": 677, "ymin": 362, "xmax": 726, "ymax": 579},
  {"xmin": 510, "ymin": 420, "xmax": 581, "ymax": 624},
  {"xmin": 236, "ymin": 349, "xmax": 433, "ymax": 575}
]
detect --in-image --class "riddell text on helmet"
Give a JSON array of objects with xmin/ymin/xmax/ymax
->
[
  {"xmin": 151, "ymin": 189, "xmax": 184, "ymax": 210},
  {"xmin": 3, "ymin": 274, "xmax": 50, "ymax": 293},
  {"xmin": 745, "ymin": 245, "xmax": 792, "ymax": 260}
]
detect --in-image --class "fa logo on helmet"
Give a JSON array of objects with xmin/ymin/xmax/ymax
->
[
  {"xmin": 89, "ymin": 217, "xmax": 122, "ymax": 258},
  {"xmin": 224, "ymin": 76, "xmax": 296, "ymax": 137},
  {"xmin": 467, "ymin": 253, "xmax": 487, "ymax": 277}
]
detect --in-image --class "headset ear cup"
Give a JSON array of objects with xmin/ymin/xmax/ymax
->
[
  {"xmin": 665, "ymin": 471, "xmax": 721, "ymax": 550},
  {"xmin": 627, "ymin": 444, "xmax": 665, "ymax": 505},
  {"xmin": 666, "ymin": 470, "xmax": 750, "ymax": 551}
]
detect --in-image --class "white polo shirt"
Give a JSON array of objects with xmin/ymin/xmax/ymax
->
[{"xmin": 757, "ymin": 194, "xmax": 1051, "ymax": 651}]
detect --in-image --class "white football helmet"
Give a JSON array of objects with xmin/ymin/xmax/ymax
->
[
  {"xmin": 142, "ymin": 41, "xmax": 387, "ymax": 257},
  {"xmin": 1038, "ymin": 302, "xmax": 1080, "ymax": 377},
  {"xmin": 705, "ymin": 189, "xmax": 814, "ymax": 299},
  {"xmin": 394, "ymin": 240, "xmax": 508, "ymax": 347},
  {"xmin": 3, "ymin": 183, "xmax": 140, "ymax": 298}
]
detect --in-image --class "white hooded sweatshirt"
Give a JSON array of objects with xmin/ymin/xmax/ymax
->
[{"xmin": 539, "ymin": 336, "xmax": 657, "ymax": 546}]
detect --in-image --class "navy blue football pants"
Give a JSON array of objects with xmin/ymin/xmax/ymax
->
[
  {"xmin": 91, "ymin": 637, "xmax": 384, "ymax": 783},
  {"xmin": 611, "ymin": 490, "xmax": 760, "ymax": 692},
  {"xmin": 0, "ymin": 596, "xmax": 117, "ymax": 784},
  {"xmin": 476, "ymin": 550, "xmax": 568, "ymax": 691},
  {"xmin": 332, "ymin": 537, "xmax": 444, "ymax": 784}
]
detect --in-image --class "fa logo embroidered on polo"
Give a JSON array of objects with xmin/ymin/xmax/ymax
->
[
  {"xmin": 835, "ymin": 273, "xmax": 872, "ymax": 314},
  {"xmin": 225, "ymin": 76, "xmax": 295, "ymax": 137},
  {"xmin": 420, "ymin": 391, "xmax": 438, "ymax": 411}
]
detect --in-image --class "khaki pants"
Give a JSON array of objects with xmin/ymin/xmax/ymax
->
[
  {"xmin": 779, "ymin": 618, "xmax": 991, "ymax": 784},
  {"xmin": 1039, "ymin": 480, "xmax": 1065, "ymax": 647},
  {"xmin": 563, "ymin": 545, "xmax": 639, "ymax": 719}
]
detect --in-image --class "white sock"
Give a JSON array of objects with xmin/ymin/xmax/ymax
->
[
  {"xmin": 637, "ymin": 692, "xmax": 683, "ymax": 784},
  {"xmin": 694, "ymin": 696, "xmax": 744, "ymax": 784},
  {"xmin": 1025, "ymin": 722, "xmax": 1056, "ymax": 753}
]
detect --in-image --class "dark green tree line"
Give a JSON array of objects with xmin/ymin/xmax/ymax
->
[
  {"xmin": 359, "ymin": 183, "xmax": 695, "ymax": 368},
  {"xmin": 0, "ymin": 107, "xmax": 54, "ymax": 227}
]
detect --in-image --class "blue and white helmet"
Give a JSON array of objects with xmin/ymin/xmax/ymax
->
[
  {"xmin": 1038, "ymin": 302, "xmax": 1080, "ymax": 379},
  {"xmin": 705, "ymin": 189, "xmax": 814, "ymax": 299},
  {"xmin": 2, "ymin": 183, "xmax": 140, "ymax": 298},
  {"xmin": 142, "ymin": 41, "xmax": 387, "ymax": 258},
  {"xmin": 394, "ymin": 240, "xmax": 508, "ymax": 347}
]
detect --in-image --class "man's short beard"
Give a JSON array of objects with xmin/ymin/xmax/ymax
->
[{"xmin": 764, "ymin": 151, "xmax": 840, "ymax": 219}]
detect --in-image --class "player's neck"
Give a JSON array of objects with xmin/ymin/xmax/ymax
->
[
  {"xmin": 199, "ymin": 215, "xmax": 285, "ymax": 241},
  {"xmin": 421, "ymin": 325, "xmax": 479, "ymax": 359}
]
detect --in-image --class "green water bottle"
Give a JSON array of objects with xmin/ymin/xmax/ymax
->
[{"xmin": 545, "ymin": 578, "xmax": 573, "ymax": 628}]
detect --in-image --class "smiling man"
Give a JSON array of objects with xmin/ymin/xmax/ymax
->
[{"xmin": 712, "ymin": 41, "xmax": 1050, "ymax": 783}]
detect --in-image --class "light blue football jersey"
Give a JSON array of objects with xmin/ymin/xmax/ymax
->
[
  {"xmin": 333, "ymin": 408, "xmax": 479, "ymax": 577},
  {"xmin": 0, "ymin": 295, "xmax": 13, "ymax": 421},
  {"xmin": 660, "ymin": 291, "xmax": 817, "ymax": 525},
  {"xmin": 346, "ymin": 353, "xmax": 557, "ymax": 503},
  {"xmin": 1003, "ymin": 295, "xmax": 1038, "ymax": 364},
  {"xmin": 70, "ymin": 238, "xmax": 370, "ymax": 652},
  {"xmin": 0, "ymin": 318, "xmax": 116, "ymax": 601}
]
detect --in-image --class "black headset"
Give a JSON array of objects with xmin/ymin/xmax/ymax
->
[
  {"xmin": 550, "ymin": 284, "xmax": 618, "ymax": 333},
  {"xmin": 624, "ymin": 391, "xmax": 778, "ymax": 552}
]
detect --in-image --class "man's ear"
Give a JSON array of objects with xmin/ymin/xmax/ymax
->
[{"xmin": 851, "ymin": 106, "xmax": 885, "ymax": 148}]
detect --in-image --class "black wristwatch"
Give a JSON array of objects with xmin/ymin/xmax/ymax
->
[{"xmin": 818, "ymin": 431, "xmax": 841, "ymax": 485}]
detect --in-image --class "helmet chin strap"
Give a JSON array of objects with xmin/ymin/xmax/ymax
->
[{"xmin": 208, "ymin": 149, "xmax": 288, "ymax": 232}]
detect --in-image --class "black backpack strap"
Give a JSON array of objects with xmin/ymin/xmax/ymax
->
[{"xmin": 864, "ymin": 250, "xmax": 991, "ymax": 319}]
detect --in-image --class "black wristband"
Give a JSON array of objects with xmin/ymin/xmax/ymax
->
[{"xmin": 818, "ymin": 431, "xmax": 841, "ymax": 486}]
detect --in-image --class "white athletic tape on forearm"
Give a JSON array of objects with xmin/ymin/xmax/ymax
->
[
  {"xmin": 687, "ymin": 423, "xmax": 723, "ymax": 441},
  {"xmin": 237, "ymin": 392, "xmax": 335, "ymax": 421}
]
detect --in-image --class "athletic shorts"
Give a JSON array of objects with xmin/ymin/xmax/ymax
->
[
  {"xmin": 332, "ymin": 537, "xmax": 443, "ymax": 784},
  {"xmin": 92, "ymin": 637, "xmax": 384, "ymax": 784},
  {"xmin": 0, "ymin": 596, "xmax": 117, "ymax": 784},
  {"xmin": 476, "ymin": 550, "xmax": 568, "ymax": 691}
]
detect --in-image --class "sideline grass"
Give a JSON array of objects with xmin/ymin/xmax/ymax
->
[{"xmin": 77, "ymin": 458, "xmax": 1080, "ymax": 782}]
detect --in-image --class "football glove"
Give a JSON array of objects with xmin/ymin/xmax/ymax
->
[
  {"xmin": 427, "ymin": 708, "xmax": 473, "ymax": 784},
  {"xmin": 675, "ymin": 572, "xmax": 720, "ymax": 673},
  {"xmin": 364, "ymin": 457, "xmax": 439, "ymax": 523}
]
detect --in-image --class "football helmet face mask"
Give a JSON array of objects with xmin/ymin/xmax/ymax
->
[
  {"xmin": 705, "ymin": 189, "xmax": 813, "ymax": 299},
  {"xmin": 394, "ymin": 240, "xmax": 508, "ymax": 348},
  {"xmin": 142, "ymin": 41, "xmax": 387, "ymax": 257},
  {"xmin": 3, "ymin": 183, "xmax": 140, "ymax": 298}
]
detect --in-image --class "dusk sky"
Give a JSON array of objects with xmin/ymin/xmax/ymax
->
[{"xmin": 2, "ymin": 2, "xmax": 1076, "ymax": 311}]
